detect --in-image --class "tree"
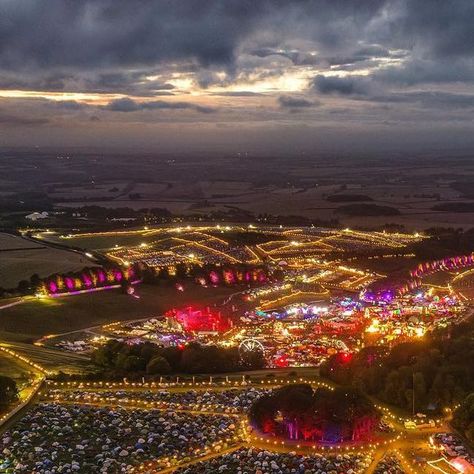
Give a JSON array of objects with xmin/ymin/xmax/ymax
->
[
  {"xmin": 139, "ymin": 342, "xmax": 160, "ymax": 363},
  {"xmin": 92, "ymin": 340, "xmax": 126, "ymax": 367},
  {"xmin": 175, "ymin": 263, "xmax": 187, "ymax": 279},
  {"xmin": 452, "ymin": 392, "xmax": 474, "ymax": 443},
  {"xmin": 0, "ymin": 376, "xmax": 18, "ymax": 405},
  {"xmin": 146, "ymin": 356, "xmax": 171, "ymax": 375},
  {"xmin": 413, "ymin": 372, "xmax": 427, "ymax": 411},
  {"xmin": 17, "ymin": 280, "xmax": 31, "ymax": 295},
  {"xmin": 116, "ymin": 354, "xmax": 146, "ymax": 372},
  {"xmin": 180, "ymin": 345, "xmax": 210, "ymax": 373},
  {"xmin": 240, "ymin": 347, "xmax": 265, "ymax": 370},
  {"xmin": 30, "ymin": 273, "xmax": 41, "ymax": 289},
  {"xmin": 159, "ymin": 346, "xmax": 183, "ymax": 372}
]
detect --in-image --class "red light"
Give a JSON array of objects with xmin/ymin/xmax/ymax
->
[
  {"xmin": 339, "ymin": 352, "xmax": 353, "ymax": 363},
  {"xmin": 274, "ymin": 354, "xmax": 289, "ymax": 368}
]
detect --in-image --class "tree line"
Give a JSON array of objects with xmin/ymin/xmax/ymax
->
[
  {"xmin": 90, "ymin": 340, "xmax": 265, "ymax": 379},
  {"xmin": 452, "ymin": 393, "xmax": 474, "ymax": 444}
]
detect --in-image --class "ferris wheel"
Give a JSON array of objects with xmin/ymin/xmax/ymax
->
[{"xmin": 239, "ymin": 338, "xmax": 265, "ymax": 357}]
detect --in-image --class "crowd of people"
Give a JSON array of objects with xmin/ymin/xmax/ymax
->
[
  {"xmin": 47, "ymin": 387, "xmax": 269, "ymax": 414},
  {"xmin": 0, "ymin": 403, "xmax": 239, "ymax": 473},
  {"xmin": 175, "ymin": 448, "xmax": 371, "ymax": 473}
]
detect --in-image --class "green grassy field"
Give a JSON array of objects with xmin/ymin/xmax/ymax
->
[
  {"xmin": 0, "ymin": 233, "xmax": 93, "ymax": 288},
  {"xmin": 0, "ymin": 353, "xmax": 33, "ymax": 381},
  {"xmin": 0, "ymin": 283, "xmax": 236, "ymax": 342}
]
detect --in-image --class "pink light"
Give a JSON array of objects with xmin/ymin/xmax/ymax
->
[{"xmin": 209, "ymin": 270, "xmax": 220, "ymax": 285}]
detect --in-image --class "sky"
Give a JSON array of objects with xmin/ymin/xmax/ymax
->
[{"xmin": 0, "ymin": 0, "xmax": 474, "ymax": 153}]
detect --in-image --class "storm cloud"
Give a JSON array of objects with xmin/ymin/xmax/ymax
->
[{"xmin": 0, "ymin": 0, "xmax": 474, "ymax": 150}]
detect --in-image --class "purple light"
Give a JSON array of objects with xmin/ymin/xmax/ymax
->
[{"xmin": 65, "ymin": 277, "xmax": 74, "ymax": 290}]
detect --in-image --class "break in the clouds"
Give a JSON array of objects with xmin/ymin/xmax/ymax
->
[{"xmin": 0, "ymin": 0, "xmax": 474, "ymax": 151}]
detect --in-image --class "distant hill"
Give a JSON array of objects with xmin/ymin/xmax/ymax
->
[
  {"xmin": 326, "ymin": 194, "xmax": 373, "ymax": 202},
  {"xmin": 335, "ymin": 204, "xmax": 400, "ymax": 217},
  {"xmin": 432, "ymin": 202, "xmax": 474, "ymax": 213}
]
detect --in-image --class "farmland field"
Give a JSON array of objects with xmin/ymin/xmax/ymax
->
[{"xmin": 0, "ymin": 233, "xmax": 93, "ymax": 288}]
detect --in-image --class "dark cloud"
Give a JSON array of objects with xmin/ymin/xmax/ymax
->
[
  {"xmin": 85, "ymin": 72, "xmax": 176, "ymax": 95},
  {"xmin": 104, "ymin": 98, "xmax": 216, "ymax": 113},
  {"xmin": 374, "ymin": 59, "xmax": 474, "ymax": 86},
  {"xmin": 278, "ymin": 95, "xmax": 319, "ymax": 108},
  {"xmin": 313, "ymin": 75, "xmax": 373, "ymax": 96},
  {"xmin": 1, "ymin": 0, "xmax": 473, "ymax": 94},
  {"xmin": 0, "ymin": 0, "xmax": 474, "ymax": 149},
  {"xmin": 0, "ymin": 73, "xmax": 70, "ymax": 92},
  {"xmin": 0, "ymin": 0, "xmax": 264, "ymax": 71},
  {"xmin": 251, "ymin": 44, "xmax": 393, "ymax": 68},
  {"xmin": 48, "ymin": 100, "xmax": 87, "ymax": 110},
  {"xmin": 103, "ymin": 98, "xmax": 141, "ymax": 112},
  {"xmin": 377, "ymin": 0, "xmax": 474, "ymax": 60}
]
